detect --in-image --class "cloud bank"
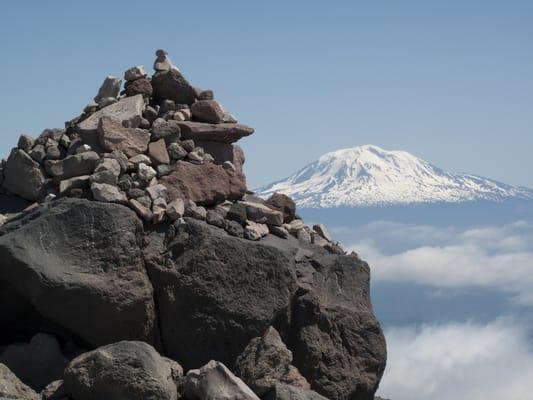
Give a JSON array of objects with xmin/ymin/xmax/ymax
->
[
  {"xmin": 339, "ymin": 220, "xmax": 533, "ymax": 305},
  {"xmin": 377, "ymin": 319, "xmax": 533, "ymax": 400}
]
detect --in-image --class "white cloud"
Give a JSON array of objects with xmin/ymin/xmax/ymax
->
[
  {"xmin": 343, "ymin": 220, "xmax": 533, "ymax": 305},
  {"xmin": 377, "ymin": 319, "xmax": 533, "ymax": 400}
]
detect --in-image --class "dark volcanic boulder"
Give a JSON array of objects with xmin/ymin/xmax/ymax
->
[
  {"xmin": 63, "ymin": 341, "xmax": 178, "ymax": 400},
  {"xmin": 145, "ymin": 218, "xmax": 297, "ymax": 369},
  {"xmin": 265, "ymin": 384, "xmax": 328, "ymax": 400},
  {"xmin": 160, "ymin": 161, "xmax": 247, "ymax": 206},
  {"xmin": 0, "ymin": 198, "xmax": 157, "ymax": 348},
  {"xmin": 151, "ymin": 70, "xmax": 197, "ymax": 105},
  {"xmin": 145, "ymin": 218, "xmax": 386, "ymax": 400},
  {"xmin": 288, "ymin": 254, "xmax": 387, "ymax": 400}
]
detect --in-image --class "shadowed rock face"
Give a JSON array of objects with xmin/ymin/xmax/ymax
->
[
  {"xmin": 0, "ymin": 197, "xmax": 386, "ymax": 400},
  {"xmin": 0, "ymin": 198, "xmax": 157, "ymax": 349}
]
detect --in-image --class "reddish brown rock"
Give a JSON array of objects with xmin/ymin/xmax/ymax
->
[
  {"xmin": 148, "ymin": 139, "xmax": 170, "ymax": 166},
  {"xmin": 151, "ymin": 70, "xmax": 197, "ymax": 105},
  {"xmin": 124, "ymin": 78, "xmax": 153, "ymax": 97},
  {"xmin": 265, "ymin": 193, "xmax": 296, "ymax": 223},
  {"xmin": 98, "ymin": 117, "xmax": 150, "ymax": 158},
  {"xmin": 191, "ymin": 100, "xmax": 225, "ymax": 124},
  {"xmin": 161, "ymin": 161, "xmax": 246, "ymax": 206}
]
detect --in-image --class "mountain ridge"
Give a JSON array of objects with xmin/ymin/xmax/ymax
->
[{"xmin": 256, "ymin": 145, "xmax": 533, "ymax": 208}]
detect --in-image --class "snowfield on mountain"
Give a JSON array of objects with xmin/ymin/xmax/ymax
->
[{"xmin": 256, "ymin": 145, "xmax": 533, "ymax": 208}]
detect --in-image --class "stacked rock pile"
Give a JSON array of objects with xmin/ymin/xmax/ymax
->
[
  {"xmin": 0, "ymin": 49, "xmax": 340, "ymax": 251},
  {"xmin": 0, "ymin": 50, "xmax": 386, "ymax": 400}
]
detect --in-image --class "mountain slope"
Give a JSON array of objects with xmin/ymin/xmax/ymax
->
[{"xmin": 255, "ymin": 145, "xmax": 533, "ymax": 208}]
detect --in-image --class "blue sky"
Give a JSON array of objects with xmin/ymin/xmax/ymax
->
[{"xmin": 0, "ymin": 1, "xmax": 532, "ymax": 188}]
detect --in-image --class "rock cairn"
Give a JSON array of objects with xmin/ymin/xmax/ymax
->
[
  {"xmin": 0, "ymin": 50, "xmax": 341, "ymax": 251},
  {"xmin": 0, "ymin": 51, "xmax": 386, "ymax": 400}
]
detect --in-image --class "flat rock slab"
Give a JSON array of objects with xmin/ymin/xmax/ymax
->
[
  {"xmin": 98, "ymin": 116, "xmax": 150, "ymax": 158},
  {"xmin": 77, "ymin": 95, "xmax": 144, "ymax": 136},
  {"xmin": 161, "ymin": 161, "xmax": 246, "ymax": 206},
  {"xmin": 177, "ymin": 122, "xmax": 254, "ymax": 143}
]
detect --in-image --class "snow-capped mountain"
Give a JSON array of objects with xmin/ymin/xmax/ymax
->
[{"xmin": 255, "ymin": 145, "xmax": 533, "ymax": 208}]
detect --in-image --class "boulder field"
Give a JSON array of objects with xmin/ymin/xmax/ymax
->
[{"xmin": 0, "ymin": 50, "xmax": 387, "ymax": 400}]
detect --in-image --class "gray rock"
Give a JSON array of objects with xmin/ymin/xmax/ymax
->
[
  {"xmin": 244, "ymin": 221, "xmax": 269, "ymax": 241},
  {"xmin": 226, "ymin": 202, "xmax": 247, "ymax": 226},
  {"xmin": 118, "ymin": 174, "xmax": 134, "ymax": 192},
  {"xmin": 312, "ymin": 224, "xmax": 332, "ymax": 242},
  {"xmin": 28, "ymin": 144, "xmax": 46, "ymax": 164},
  {"xmin": 167, "ymin": 143, "xmax": 188, "ymax": 162},
  {"xmin": 137, "ymin": 195, "xmax": 153, "ymax": 209},
  {"xmin": 177, "ymin": 121, "xmax": 254, "ymax": 143},
  {"xmin": 0, "ymin": 333, "xmax": 68, "ymax": 391},
  {"xmin": 148, "ymin": 139, "xmax": 170, "ymax": 166},
  {"xmin": 288, "ymin": 219, "xmax": 305, "ymax": 233},
  {"xmin": 240, "ymin": 201, "xmax": 284, "ymax": 227},
  {"xmin": 129, "ymin": 198, "xmax": 153, "ymax": 221},
  {"xmin": 41, "ymin": 379, "xmax": 67, "ymax": 400},
  {"xmin": 223, "ymin": 161, "xmax": 236, "ymax": 171},
  {"xmin": 153, "ymin": 49, "xmax": 175, "ymax": 73},
  {"xmin": 124, "ymin": 65, "xmax": 146, "ymax": 81},
  {"xmin": 2, "ymin": 149, "xmax": 46, "ymax": 201},
  {"xmin": 166, "ymin": 198, "xmax": 185, "ymax": 220},
  {"xmin": 138, "ymin": 163, "xmax": 157, "ymax": 182},
  {"xmin": 129, "ymin": 153, "xmax": 152, "ymax": 167},
  {"xmin": 191, "ymin": 100, "xmax": 225, "ymax": 124},
  {"xmin": 98, "ymin": 96, "xmax": 118, "ymax": 108},
  {"xmin": 183, "ymin": 200, "xmax": 207, "ymax": 220},
  {"xmin": 44, "ymin": 151, "xmax": 99, "ymax": 181},
  {"xmin": 0, "ymin": 363, "xmax": 38, "ymax": 400},
  {"xmin": 264, "ymin": 384, "xmax": 328, "ymax": 400},
  {"xmin": 187, "ymin": 150, "xmax": 204, "ymax": 164},
  {"xmin": 146, "ymin": 183, "xmax": 168, "ymax": 200},
  {"xmin": 92, "ymin": 158, "xmax": 121, "ymax": 185},
  {"xmin": 198, "ymin": 90, "xmax": 214, "ymax": 100},
  {"xmin": 98, "ymin": 116, "xmax": 151, "ymax": 158},
  {"xmin": 269, "ymin": 225, "xmax": 290, "ymax": 239},
  {"xmin": 143, "ymin": 105, "xmax": 158, "ymax": 123},
  {"xmin": 91, "ymin": 182, "xmax": 127, "ymax": 203},
  {"xmin": 45, "ymin": 142, "xmax": 62, "ymax": 160},
  {"xmin": 206, "ymin": 209, "xmax": 227, "ymax": 229},
  {"xmin": 94, "ymin": 76, "xmax": 121, "ymax": 103},
  {"xmin": 75, "ymin": 144, "xmax": 92, "ymax": 154},
  {"xmin": 225, "ymin": 220, "xmax": 244, "ymax": 237},
  {"xmin": 157, "ymin": 164, "xmax": 172, "ymax": 176},
  {"xmin": 182, "ymin": 360, "xmax": 259, "ymax": 400},
  {"xmin": 235, "ymin": 327, "xmax": 309, "ymax": 395},
  {"xmin": 0, "ymin": 198, "xmax": 157, "ymax": 348},
  {"xmin": 63, "ymin": 341, "xmax": 178, "ymax": 400},
  {"xmin": 181, "ymin": 139, "xmax": 195, "ymax": 152},
  {"xmin": 59, "ymin": 175, "xmax": 90, "ymax": 195},
  {"xmin": 150, "ymin": 118, "xmax": 181, "ymax": 143},
  {"xmin": 104, "ymin": 149, "xmax": 129, "ymax": 173},
  {"xmin": 77, "ymin": 94, "xmax": 144, "ymax": 137},
  {"xmin": 17, "ymin": 134, "xmax": 34, "ymax": 152}
]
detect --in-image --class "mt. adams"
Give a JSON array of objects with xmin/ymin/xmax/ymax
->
[{"xmin": 256, "ymin": 145, "xmax": 533, "ymax": 208}]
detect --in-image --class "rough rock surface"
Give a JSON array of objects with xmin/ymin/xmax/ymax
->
[
  {"xmin": 145, "ymin": 218, "xmax": 297, "ymax": 369},
  {"xmin": 98, "ymin": 116, "xmax": 150, "ymax": 157},
  {"xmin": 0, "ymin": 198, "xmax": 157, "ymax": 348},
  {"xmin": 63, "ymin": 341, "xmax": 177, "ymax": 400},
  {"xmin": 76, "ymin": 94, "xmax": 144, "ymax": 136},
  {"xmin": 177, "ymin": 121, "xmax": 254, "ymax": 143},
  {"xmin": 161, "ymin": 161, "xmax": 247, "ymax": 206},
  {"xmin": 2, "ymin": 149, "xmax": 46, "ymax": 201},
  {"xmin": 151, "ymin": 69, "xmax": 197, "ymax": 105},
  {"xmin": 235, "ymin": 327, "xmax": 309, "ymax": 395},
  {"xmin": 182, "ymin": 360, "xmax": 259, "ymax": 400},
  {"xmin": 0, "ymin": 363, "xmax": 38, "ymax": 400}
]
